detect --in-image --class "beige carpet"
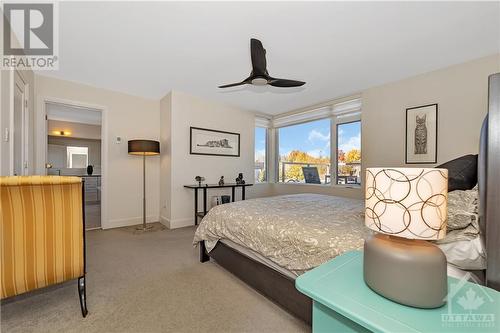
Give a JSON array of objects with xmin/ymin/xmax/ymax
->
[{"xmin": 0, "ymin": 224, "xmax": 309, "ymax": 333}]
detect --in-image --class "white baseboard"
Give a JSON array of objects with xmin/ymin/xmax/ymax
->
[
  {"xmin": 104, "ymin": 215, "xmax": 159, "ymax": 229},
  {"xmin": 160, "ymin": 216, "xmax": 194, "ymax": 229}
]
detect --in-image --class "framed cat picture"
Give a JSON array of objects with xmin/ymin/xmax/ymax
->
[{"xmin": 405, "ymin": 104, "xmax": 438, "ymax": 164}]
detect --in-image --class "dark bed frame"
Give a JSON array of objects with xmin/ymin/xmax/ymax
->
[
  {"xmin": 199, "ymin": 73, "xmax": 500, "ymax": 324},
  {"xmin": 200, "ymin": 241, "xmax": 312, "ymax": 324}
]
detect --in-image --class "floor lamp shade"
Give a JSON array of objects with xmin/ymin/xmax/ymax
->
[
  {"xmin": 128, "ymin": 140, "xmax": 160, "ymax": 156},
  {"xmin": 128, "ymin": 140, "xmax": 160, "ymax": 232},
  {"xmin": 363, "ymin": 167, "xmax": 449, "ymax": 308}
]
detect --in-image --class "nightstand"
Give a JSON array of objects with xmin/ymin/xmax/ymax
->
[{"xmin": 296, "ymin": 251, "xmax": 500, "ymax": 333}]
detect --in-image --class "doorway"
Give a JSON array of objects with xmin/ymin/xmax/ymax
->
[{"xmin": 45, "ymin": 102, "xmax": 103, "ymax": 230}]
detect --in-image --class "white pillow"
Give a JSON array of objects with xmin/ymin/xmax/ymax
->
[
  {"xmin": 436, "ymin": 186, "xmax": 485, "ymax": 271},
  {"xmin": 438, "ymin": 236, "xmax": 486, "ymax": 270}
]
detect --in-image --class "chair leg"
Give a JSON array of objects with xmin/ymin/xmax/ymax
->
[{"xmin": 78, "ymin": 276, "xmax": 88, "ymax": 317}]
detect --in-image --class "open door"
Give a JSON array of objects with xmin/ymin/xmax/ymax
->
[{"xmin": 12, "ymin": 71, "xmax": 28, "ymax": 176}]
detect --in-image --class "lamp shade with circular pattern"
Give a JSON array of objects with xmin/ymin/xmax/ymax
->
[{"xmin": 365, "ymin": 168, "xmax": 448, "ymax": 240}]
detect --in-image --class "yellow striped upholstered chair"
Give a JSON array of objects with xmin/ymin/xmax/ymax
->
[{"xmin": 0, "ymin": 176, "xmax": 88, "ymax": 317}]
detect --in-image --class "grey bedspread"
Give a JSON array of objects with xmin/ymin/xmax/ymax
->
[{"xmin": 193, "ymin": 193, "xmax": 370, "ymax": 275}]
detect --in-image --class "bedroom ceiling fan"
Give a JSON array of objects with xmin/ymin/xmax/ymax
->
[{"xmin": 218, "ymin": 38, "xmax": 306, "ymax": 89}]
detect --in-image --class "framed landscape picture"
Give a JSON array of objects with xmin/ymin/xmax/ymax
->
[
  {"xmin": 190, "ymin": 127, "xmax": 240, "ymax": 157},
  {"xmin": 405, "ymin": 104, "xmax": 438, "ymax": 164}
]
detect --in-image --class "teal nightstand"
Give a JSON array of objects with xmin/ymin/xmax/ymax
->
[{"xmin": 296, "ymin": 251, "xmax": 500, "ymax": 333}]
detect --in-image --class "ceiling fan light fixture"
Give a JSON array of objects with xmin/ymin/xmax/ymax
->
[{"xmin": 251, "ymin": 77, "xmax": 268, "ymax": 86}]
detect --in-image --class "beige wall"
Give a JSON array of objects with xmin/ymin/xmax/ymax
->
[
  {"xmin": 160, "ymin": 91, "xmax": 259, "ymax": 228},
  {"xmin": 363, "ymin": 54, "xmax": 500, "ymax": 169},
  {"xmin": 272, "ymin": 54, "xmax": 500, "ymax": 199},
  {"xmin": 35, "ymin": 75, "xmax": 161, "ymax": 229},
  {"xmin": 47, "ymin": 120, "xmax": 101, "ymax": 140},
  {"xmin": 159, "ymin": 92, "xmax": 172, "ymax": 224}
]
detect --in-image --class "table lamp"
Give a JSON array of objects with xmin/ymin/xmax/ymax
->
[
  {"xmin": 364, "ymin": 168, "xmax": 448, "ymax": 308},
  {"xmin": 128, "ymin": 140, "xmax": 160, "ymax": 231}
]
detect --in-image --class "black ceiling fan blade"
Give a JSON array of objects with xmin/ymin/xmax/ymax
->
[
  {"xmin": 218, "ymin": 81, "xmax": 248, "ymax": 88},
  {"xmin": 268, "ymin": 78, "xmax": 306, "ymax": 87},
  {"xmin": 250, "ymin": 38, "xmax": 267, "ymax": 75},
  {"xmin": 219, "ymin": 39, "xmax": 305, "ymax": 89}
]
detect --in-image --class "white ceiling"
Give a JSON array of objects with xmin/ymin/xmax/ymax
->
[
  {"xmin": 38, "ymin": 1, "xmax": 500, "ymax": 115},
  {"xmin": 46, "ymin": 103, "xmax": 102, "ymax": 125}
]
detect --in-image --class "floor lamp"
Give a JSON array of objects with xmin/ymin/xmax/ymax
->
[{"xmin": 128, "ymin": 140, "xmax": 160, "ymax": 231}]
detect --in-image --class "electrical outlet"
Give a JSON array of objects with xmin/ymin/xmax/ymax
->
[
  {"xmin": 4, "ymin": 128, "xmax": 9, "ymax": 142},
  {"xmin": 116, "ymin": 136, "xmax": 122, "ymax": 144}
]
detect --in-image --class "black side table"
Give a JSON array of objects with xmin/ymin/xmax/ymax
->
[{"xmin": 183, "ymin": 183, "xmax": 253, "ymax": 225}]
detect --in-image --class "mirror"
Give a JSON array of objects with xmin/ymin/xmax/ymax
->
[{"xmin": 66, "ymin": 146, "xmax": 89, "ymax": 168}]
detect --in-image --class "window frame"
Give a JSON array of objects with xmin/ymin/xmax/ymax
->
[
  {"xmin": 332, "ymin": 114, "xmax": 362, "ymax": 188},
  {"xmin": 254, "ymin": 125, "xmax": 270, "ymax": 184},
  {"xmin": 263, "ymin": 97, "xmax": 362, "ymax": 187}
]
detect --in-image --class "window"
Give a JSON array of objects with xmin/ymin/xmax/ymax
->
[
  {"xmin": 67, "ymin": 146, "xmax": 88, "ymax": 168},
  {"xmin": 336, "ymin": 121, "xmax": 361, "ymax": 185},
  {"xmin": 255, "ymin": 127, "xmax": 267, "ymax": 183},
  {"xmin": 268, "ymin": 97, "xmax": 361, "ymax": 186},
  {"xmin": 278, "ymin": 118, "xmax": 331, "ymax": 184}
]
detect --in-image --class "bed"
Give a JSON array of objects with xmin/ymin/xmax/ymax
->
[{"xmin": 194, "ymin": 73, "xmax": 500, "ymax": 324}]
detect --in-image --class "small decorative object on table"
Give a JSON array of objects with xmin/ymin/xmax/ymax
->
[
  {"xmin": 86, "ymin": 165, "xmax": 93, "ymax": 176},
  {"xmin": 218, "ymin": 176, "xmax": 225, "ymax": 186},
  {"xmin": 195, "ymin": 176, "xmax": 205, "ymax": 186},
  {"xmin": 364, "ymin": 167, "xmax": 448, "ymax": 308},
  {"xmin": 235, "ymin": 173, "xmax": 245, "ymax": 184}
]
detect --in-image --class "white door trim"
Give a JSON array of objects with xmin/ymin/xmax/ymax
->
[{"xmin": 38, "ymin": 97, "xmax": 109, "ymax": 229}]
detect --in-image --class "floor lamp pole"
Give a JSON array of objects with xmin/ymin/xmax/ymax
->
[
  {"xmin": 143, "ymin": 154, "xmax": 146, "ymax": 229},
  {"xmin": 138, "ymin": 154, "xmax": 152, "ymax": 231}
]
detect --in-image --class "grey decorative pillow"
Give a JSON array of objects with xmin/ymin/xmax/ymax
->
[{"xmin": 437, "ymin": 186, "xmax": 479, "ymax": 244}]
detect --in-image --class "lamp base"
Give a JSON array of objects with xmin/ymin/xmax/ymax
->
[
  {"xmin": 363, "ymin": 234, "xmax": 447, "ymax": 308},
  {"xmin": 135, "ymin": 224, "xmax": 154, "ymax": 232}
]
